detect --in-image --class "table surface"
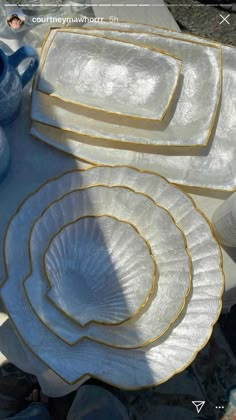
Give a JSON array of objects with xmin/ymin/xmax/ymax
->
[{"xmin": 0, "ymin": 0, "xmax": 234, "ymax": 396}]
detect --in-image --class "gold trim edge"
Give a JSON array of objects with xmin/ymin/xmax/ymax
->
[
  {"xmin": 37, "ymin": 29, "xmax": 182, "ymax": 122},
  {"xmin": 31, "ymin": 125, "xmax": 235, "ymax": 192}
]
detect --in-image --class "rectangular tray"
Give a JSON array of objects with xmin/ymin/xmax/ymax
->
[
  {"xmin": 34, "ymin": 27, "xmax": 221, "ymax": 149},
  {"xmin": 38, "ymin": 30, "xmax": 181, "ymax": 122},
  {"xmin": 31, "ymin": 27, "xmax": 235, "ymax": 191}
]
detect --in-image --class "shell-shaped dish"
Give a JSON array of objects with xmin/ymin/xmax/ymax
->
[
  {"xmin": 38, "ymin": 30, "xmax": 182, "ymax": 121},
  {"xmin": 24, "ymin": 184, "xmax": 190, "ymax": 347},
  {"xmin": 1, "ymin": 166, "xmax": 223, "ymax": 388},
  {"xmin": 44, "ymin": 216, "xmax": 156, "ymax": 326}
]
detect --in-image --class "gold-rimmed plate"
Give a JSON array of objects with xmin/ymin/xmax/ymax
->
[
  {"xmin": 23, "ymin": 185, "xmax": 190, "ymax": 347},
  {"xmin": 0, "ymin": 166, "xmax": 223, "ymax": 387},
  {"xmin": 32, "ymin": 27, "xmax": 221, "ymax": 148},
  {"xmin": 52, "ymin": 21, "xmax": 235, "ymax": 192},
  {"xmin": 38, "ymin": 30, "xmax": 182, "ymax": 122},
  {"xmin": 31, "ymin": 24, "xmax": 236, "ymax": 191},
  {"xmin": 29, "ymin": 215, "xmax": 157, "ymax": 327}
]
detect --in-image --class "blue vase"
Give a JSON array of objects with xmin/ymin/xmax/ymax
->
[{"xmin": 0, "ymin": 45, "xmax": 39, "ymax": 125}]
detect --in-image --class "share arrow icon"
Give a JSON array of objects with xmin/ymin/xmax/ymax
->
[{"xmin": 192, "ymin": 401, "xmax": 205, "ymax": 413}]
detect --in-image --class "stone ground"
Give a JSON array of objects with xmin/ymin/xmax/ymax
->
[{"xmin": 165, "ymin": 0, "xmax": 236, "ymax": 45}]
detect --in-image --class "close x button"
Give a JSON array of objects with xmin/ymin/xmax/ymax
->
[{"xmin": 219, "ymin": 13, "xmax": 231, "ymax": 24}]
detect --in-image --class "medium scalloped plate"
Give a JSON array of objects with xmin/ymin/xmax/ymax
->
[{"xmin": 24, "ymin": 185, "xmax": 190, "ymax": 346}]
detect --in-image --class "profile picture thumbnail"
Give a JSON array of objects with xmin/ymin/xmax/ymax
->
[{"xmin": 7, "ymin": 11, "xmax": 26, "ymax": 30}]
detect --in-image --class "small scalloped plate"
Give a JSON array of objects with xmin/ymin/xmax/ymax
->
[
  {"xmin": 38, "ymin": 30, "xmax": 182, "ymax": 121},
  {"xmin": 0, "ymin": 167, "xmax": 223, "ymax": 387},
  {"xmin": 44, "ymin": 215, "xmax": 157, "ymax": 326},
  {"xmin": 23, "ymin": 184, "xmax": 190, "ymax": 347}
]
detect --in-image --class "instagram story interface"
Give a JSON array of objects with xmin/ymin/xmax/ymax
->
[{"xmin": 0, "ymin": 1, "xmax": 235, "ymax": 419}]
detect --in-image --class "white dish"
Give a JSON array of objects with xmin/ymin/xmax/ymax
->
[
  {"xmin": 32, "ymin": 27, "xmax": 222, "ymax": 148},
  {"xmin": 33, "ymin": 215, "xmax": 157, "ymax": 326},
  {"xmin": 31, "ymin": 26, "xmax": 236, "ymax": 191},
  {"xmin": 38, "ymin": 30, "xmax": 181, "ymax": 121},
  {"xmin": 24, "ymin": 184, "xmax": 190, "ymax": 347},
  {"xmin": 1, "ymin": 166, "xmax": 223, "ymax": 387}
]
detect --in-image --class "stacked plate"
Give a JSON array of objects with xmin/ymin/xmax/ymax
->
[
  {"xmin": 30, "ymin": 22, "xmax": 236, "ymax": 191},
  {"xmin": 0, "ymin": 166, "xmax": 224, "ymax": 387}
]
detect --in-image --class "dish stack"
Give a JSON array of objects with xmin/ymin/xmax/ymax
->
[
  {"xmin": 0, "ymin": 165, "xmax": 224, "ymax": 389},
  {"xmin": 30, "ymin": 22, "xmax": 236, "ymax": 192},
  {"xmin": 0, "ymin": 23, "xmax": 227, "ymax": 391}
]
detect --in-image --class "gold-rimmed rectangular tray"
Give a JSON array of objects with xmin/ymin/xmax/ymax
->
[
  {"xmin": 37, "ymin": 30, "xmax": 182, "ymax": 122},
  {"xmin": 33, "ymin": 27, "xmax": 222, "ymax": 149}
]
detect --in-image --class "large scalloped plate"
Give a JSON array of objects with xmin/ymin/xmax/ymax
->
[
  {"xmin": 31, "ymin": 24, "xmax": 236, "ymax": 191},
  {"xmin": 38, "ymin": 30, "xmax": 182, "ymax": 122},
  {"xmin": 0, "ymin": 166, "xmax": 224, "ymax": 387},
  {"xmin": 32, "ymin": 27, "xmax": 222, "ymax": 148},
  {"xmin": 23, "ymin": 185, "xmax": 191, "ymax": 347}
]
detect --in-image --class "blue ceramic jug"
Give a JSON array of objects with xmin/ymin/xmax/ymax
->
[
  {"xmin": 0, "ymin": 45, "xmax": 39, "ymax": 125},
  {"xmin": 0, "ymin": 126, "xmax": 10, "ymax": 182}
]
